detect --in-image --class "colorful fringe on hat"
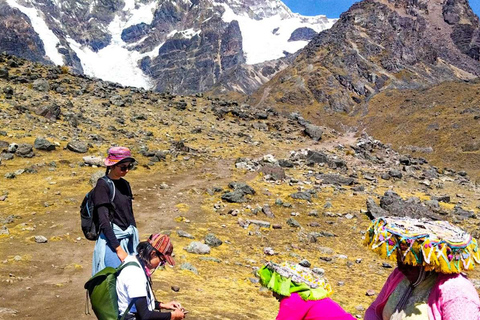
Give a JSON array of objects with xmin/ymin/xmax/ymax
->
[
  {"xmin": 364, "ymin": 217, "xmax": 480, "ymax": 274},
  {"xmin": 257, "ymin": 262, "xmax": 332, "ymax": 301}
]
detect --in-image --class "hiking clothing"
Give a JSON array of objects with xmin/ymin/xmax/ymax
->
[
  {"xmin": 276, "ymin": 293, "xmax": 355, "ymax": 320},
  {"xmin": 135, "ymin": 297, "xmax": 171, "ymax": 320},
  {"xmin": 116, "ymin": 255, "xmax": 172, "ymax": 320},
  {"xmin": 93, "ymin": 177, "xmax": 136, "ymax": 248},
  {"xmin": 365, "ymin": 268, "xmax": 480, "ymax": 320},
  {"xmin": 91, "ymin": 176, "xmax": 138, "ymax": 275},
  {"xmin": 382, "ymin": 273, "xmax": 437, "ymax": 320},
  {"xmin": 92, "ymin": 224, "xmax": 139, "ymax": 275}
]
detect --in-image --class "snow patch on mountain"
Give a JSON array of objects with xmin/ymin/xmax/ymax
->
[
  {"xmin": 217, "ymin": 2, "xmax": 335, "ymax": 64},
  {"xmin": 6, "ymin": 0, "xmax": 64, "ymax": 65},
  {"xmin": 66, "ymin": 1, "xmax": 158, "ymax": 89}
]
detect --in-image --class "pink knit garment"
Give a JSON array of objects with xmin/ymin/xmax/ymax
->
[
  {"xmin": 365, "ymin": 268, "xmax": 480, "ymax": 320},
  {"xmin": 276, "ymin": 293, "xmax": 355, "ymax": 320}
]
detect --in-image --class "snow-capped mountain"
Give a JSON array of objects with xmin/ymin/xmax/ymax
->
[{"xmin": 1, "ymin": 0, "xmax": 336, "ymax": 94}]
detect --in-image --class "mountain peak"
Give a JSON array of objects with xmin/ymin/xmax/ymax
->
[{"xmin": 252, "ymin": 0, "xmax": 480, "ymax": 113}]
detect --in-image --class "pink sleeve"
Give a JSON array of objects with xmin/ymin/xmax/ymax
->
[
  {"xmin": 437, "ymin": 275, "xmax": 480, "ymax": 320},
  {"xmin": 365, "ymin": 269, "xmax": 404, "ymax": 320},
  {"xmin": 276, "ymin": 294, "xmax": 308, "ymax": 320}
]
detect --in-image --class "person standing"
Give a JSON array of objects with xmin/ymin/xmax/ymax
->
[{"xmin": 92, "ymin": 146, "xmax": 139, "ymax": 275}]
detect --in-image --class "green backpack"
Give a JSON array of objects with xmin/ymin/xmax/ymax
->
[{"xmin": 84, "ymin": 261, "xmax": 140, "ymax": 320}]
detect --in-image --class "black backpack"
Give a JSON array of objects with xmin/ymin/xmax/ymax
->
[{"xmin": 80, "ymin": 176, "xmax": 116, "ymax": 241}]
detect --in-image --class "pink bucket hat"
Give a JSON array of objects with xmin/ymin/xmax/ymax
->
[{"xmin": 104, "ymin": 147, "xmax": 136, "ymax": 167}]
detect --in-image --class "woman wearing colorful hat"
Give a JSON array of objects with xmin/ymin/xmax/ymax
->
[
  {"xmin": 258, "ymin": 261, "xmax": 355, "ymax": 319},
  {"xmin": 92, "ymin": 146, "xmax": 139, "ymax": 275},
  {"xmin": 364, "ymin": 217, "xmax": 480, "ymax": 320},
  {"xmin": 116, "ymin": 234, "xmax": 186, "ymax": 320}
]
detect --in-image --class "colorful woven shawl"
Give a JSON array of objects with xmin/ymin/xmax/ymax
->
[
  {"xmin": 365, "ymin": 217, "xmax": 480, "ymax": 273},
  {"xmin": 258, "ymin": 261, "xmax": 333, "ymax": 301}
]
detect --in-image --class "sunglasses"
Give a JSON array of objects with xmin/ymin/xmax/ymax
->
[{"xmin": 118, "ymin": 163, "xmax": 135, "ymax": 171}]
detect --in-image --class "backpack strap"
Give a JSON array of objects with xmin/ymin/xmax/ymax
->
[
  {"xmin": 117, "ymin": 261, "xmax": 141, "ymax": 320},
  {"xmin": 101, "ymin": 175, "xmax": 116, "ymax": 204}
]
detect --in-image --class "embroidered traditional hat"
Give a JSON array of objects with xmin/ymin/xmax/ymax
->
[
  {"xmin": 104, "ymin": 146, "xmax": 136, "ymax": 166},
  {"xmin": 257, "ymin": 261, "xmax": 332, "ymax": 301},
  {"xmin": 364, "ymin": 217, "xmax": 480, "ymax": 274},
  {"xmin": 148, "ymin": 234, "xmax": 175, "ymax": 266}
]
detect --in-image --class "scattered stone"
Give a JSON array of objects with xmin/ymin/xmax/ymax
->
[
  {"xmin": 110, "ymin": 95, "xmax": 125, "ymax": 107},
  {"xmin": 199, "ymin": 257, "xmax": 222, "ymax": 263},
  {"xmin": 382, "ymin": 262, "xmax": 393, "ymax": 268},
  {"xmin": 34, "ymin": 138, "xmax": 56, "ymax": 151},
  {"xmin": 0, "ymin": 308, "xmax": 17, "ymax": 316},
  {"xmin": 34, "ymin": 236, "xmax": 48, "ymax": 243},
  {"xmin": 171, "ymin": 286, "xmax": 180, "ymax": 292},
  {"xmin": 179, "ymin": 262, "xmax": 198, "ymax": 274},
  {"xmin": 290, "ymin": 191, "xmax": 312, "ymax": 201},
  {"xmin": 315, "ymin": 174, "xmax": 355, "ymax": 186},
  {"xmin": 366, "ymin": 289, "xmax": 376, "ymax": 296},
  {"xmin": 33, "ymin": 79, "xmax": 49, "ymax": 92},
  {"xmin": 453, "ymin": 205, "xmax": 475, "ymax": 218},
  {"xmin": 304, "ymin": 123, "xmax": 323, "ymax": 141},
  {"xmin": 312, "ymin": 268, "xmax": 325, "ymax": 276},
  {"xmin": 248, "ymin": 220, "xmax": 271, "ymax": 228},
  {"xmin": 286, "ymin": 218, "xmax": 301, "ymax": 228},
  {"xmin": 204, "ymin": 233, "xmax": 222, "ymax": 248},
  {"xmin": 67, "ymin": 141, "xmax": 89, "ymax": 153},
  {"xmin": 306, "ymin": 150, "xmax": 329, "ymax": 165},
  {"xmin": 299, "ymin": 259, "xmax": 311, "ymax": 267},
  {"xmin": 15, "ymin": 144, "xmax": 34, "ymax": 158},
  {"xmin": 0, "ymin": 226, "xmax": 8, "ymax": 236},
  {"xmin": 83, "ymin": 156, "xmax": 104, "ymax": 167},
  {"xmin": 184, "ymin": 241, "xmax": 211, "ymax": 254},
  {"xmin": 262, "ymin": 204, "xmax": 275, "ymax": 218},
  {"xmin": 177, "ymin": 230, "xmax": 195, "ymax": 239},
  {"xmin": 388, "ymin": 170, "xmax": 403, "ymax": 179},
  {"xmin": 260, "ymin": 164, "xmax": 286, "ymax": 181},
  {"xmin": 264, "ymin": 247, "xmax": 275, "ymax": 255}
]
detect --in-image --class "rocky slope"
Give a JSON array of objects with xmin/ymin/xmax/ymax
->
[
  {"xmin": 1, "ymin": 53, "xmax": 479, "ymax": 320},
  {"xmin": 1, "ymin": 0, "xmax": 334, "ymax": 95},
  {"xmin": 252, "ymin": 0, "xmax": 480, "ymax": 114}
]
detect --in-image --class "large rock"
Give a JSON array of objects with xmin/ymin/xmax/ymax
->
[
  {"xmin": 36, "ymin": 103, "xmax": 61, "ymax": 120},
  {"xmin": 185, "ymin": 241, "xmax": 211, "ymax": 254},
  {"xmin": 34, "ymin": 137, "xmax": 55, "ymax": 151},
  {"xmin": 67, "ymin": 141, "xmax": 89, "ymax": 153},
  {"xmin": 304, "ymin": 123, "xmax": 323, "ymax": 141},
  {"xmin": 15, "ymin": 143, "xmax": 34, "ymax": 158},
  {"xmin": 33, "ymin": 79, "xmax": 50, "ymax": 92}
]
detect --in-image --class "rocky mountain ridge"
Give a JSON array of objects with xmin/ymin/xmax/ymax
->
[
  {"xmin": 252, "ymin": 0, "xmax": 480, "ymax": 114},
  {"xmin": 0, "ymin": 0, "xmax": 334, "ymax": 95}
]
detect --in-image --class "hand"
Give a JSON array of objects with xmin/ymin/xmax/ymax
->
[
  {"xmin": 161, "ymin": 301, "xmax": 182, "ymax": 310},
  {"xmin": 116, "ymin": 246, "xmax": 128, "ymax": 262},
  {"xmin": 170, "ymin": 308, "xmax": 185, "ymax": 320}
]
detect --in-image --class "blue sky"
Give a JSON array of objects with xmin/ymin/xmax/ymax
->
[{"xmin": 282, "ymin": 0, "xmax": 480, "ymax": 19}]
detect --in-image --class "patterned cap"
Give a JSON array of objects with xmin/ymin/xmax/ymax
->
[
  {"xmin": 364, "ymin": 217, "xmax": 480, "ymax": 273},
  {"xmin": 104, "ymin": 146, "xmax": 136, "ymax": 166},
  {"xmin": 258, "ymin": 261, "xmax": 332, "ymax": 301},
  {"xmin": 148, "ymin": 234, "xmax": 175, "ymax": 266}
]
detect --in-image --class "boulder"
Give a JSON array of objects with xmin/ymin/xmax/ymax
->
[
  {"xmin": 15, "ymin": 144, "xmax": 34, "ymax": 158},
  {"xmin": 33, "ymin": 79, "xmax": 49, "ymax": 92},
  {"xmin": 67, "ymin": 141, "xmax": 89, "ymax": 153},
  {"xmin": 34, "ymin": 137, "xmax": 55, "ymax": 151}
]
